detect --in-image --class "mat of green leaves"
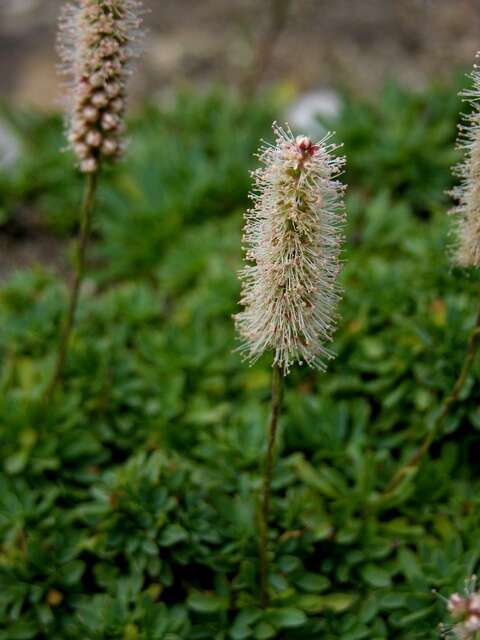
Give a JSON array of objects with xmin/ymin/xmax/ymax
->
[{"xmin": 1, "ymin": 83, "xmax": 480, "ymax": 639}]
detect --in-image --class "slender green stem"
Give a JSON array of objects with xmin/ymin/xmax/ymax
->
[
  {"xmin": 43, "ymin": 172, "xmax": 98, "ymax": 402},
  {"xmin": 259, "ymin": 364, "xmax": 284, "ymax": 608},
  {"xmin": 383, "ymin": 300, "xmax": 480, "ymax": 496}
]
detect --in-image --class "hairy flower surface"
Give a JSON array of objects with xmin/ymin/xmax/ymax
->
[
  {"xmin": 58, "ymin": 0, "xmax": 144, "ymax": 173},
  {"xmin": 451, "ymin": 54, "xmax": 480, "ymax": 266},
  {"xmin": 440, "ymin": 577, "xmax": 480, "ymax": 639},
  {"xmin": 235, "ymin": 124, "xmax": 346, "ymax": 375}
]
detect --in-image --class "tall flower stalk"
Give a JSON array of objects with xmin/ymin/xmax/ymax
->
[
  {"xmin": 235, "ymin": 124, "xmax": 346, "ymax": 606},
  {"xmin": 383, "ymin": 54, "xmax": 480, "ymax": 497},
  {"xmin": 45, "ymin": 0, "xmax": 144, "ymax": 400}
]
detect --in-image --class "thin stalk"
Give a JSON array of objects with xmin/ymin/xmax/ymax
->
[
  {"xmin": 259, "ymin": 364, "xmax": 284, "ymax": 608},
  {"xmin": 383, "ymin": 300, "xmax": 480, "ymax": 496},
  {"xmin": 44, "ymin": 172, "xmax": 98, "ymax": 402}
]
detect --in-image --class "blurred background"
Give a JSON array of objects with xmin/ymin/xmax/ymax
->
[
  {"xmin": 1, "ymin": 0, "xmax": 480, "ymax": 107},
  {"xmin": 1, "ymin": 0, "xmax": 480, "ymax": 280}
]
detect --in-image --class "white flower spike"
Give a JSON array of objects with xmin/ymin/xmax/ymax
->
[
  {"xmin": 235, "ymin": 123, "xmax": 346, "ymax": 375},
  {"xmin": 451, "ymin": 53, "xmax": 480, "ymax": 266}
]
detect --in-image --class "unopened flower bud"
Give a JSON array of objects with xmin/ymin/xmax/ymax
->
[
  {"xmin": 470, "ymin": 595, "xmax": 480, "ymax": 615},
  {"xmin": 110, "ymin": 98, "xmax": 124, "ymax": 113},
  {"xmin": 105, "ymin": 82, "xmax": 121, "ymax": 98},
  {"xmin": 83, "ymin": 106, "xmax": 99, "ymax": 123},
  {"xmin": 74, "ymin": 142, "xmax": 90, "ymax": 159},
  {"xmin": 296, "ymin": 135, "xmax": 311, "ymax": 150},
  {"xmin": 101, "ymin": 139, "xmax": 118, "ymax": 156},
  {"xmin": 100, "ymin": 37, "xmax": 120, "ymax": 56},
  {"xmin": 465, "ymin": 615, "xmax": 480, "ymax": 632},
  {"xmin": 80, "ymin": 157, "xmax": 98, "ymax": 173},
  {"xmin": 85, "ymin": 130, "xmax": 102, "ymax": 147},
  {"xmin": 91, "ymin": 92, "xmax": 109, "ymax": 108},
  {"xmin": 104, "ymin": 59, "xmax": 122, "ymax": 76},
  {"xmin": 447, "ymin": 594, "xmax": 468, "ymax": 620},
  {"xmin": 90, "ymin": 72, "xmax": 105, "ymax": 88},
  {"xmin": 101, "ymin": 113, "xmax": 118, "ymax": 131}
]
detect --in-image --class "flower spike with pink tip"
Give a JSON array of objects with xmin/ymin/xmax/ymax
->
[{"xmin": 235, "ymin": 123, "xmax": 346, "ymax": 375}]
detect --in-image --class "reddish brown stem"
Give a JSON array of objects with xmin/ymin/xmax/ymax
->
[
  {"xmin": 383, "ymin": 301, "xmax": 480, "ymax": 496},
  {"xmin": 259, "ymin": 364, "xmax": 284, "ymax": 608},
  {"xmin": 43, "ymin": 172, "xmax": 97, "ymax": 402}
]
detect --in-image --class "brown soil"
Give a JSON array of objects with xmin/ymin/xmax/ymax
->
[{"xmin": 1, "ymin": 0, "xmax": 480, "ymax": 107}]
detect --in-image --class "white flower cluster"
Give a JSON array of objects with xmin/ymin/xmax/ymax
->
[
  {"xmin": 235, "ymin": 124, "xmax": 346, "ymax": 375},
  {"xmin": 451, "ymin": 53, "xmax": 480, "ymax": 266}
]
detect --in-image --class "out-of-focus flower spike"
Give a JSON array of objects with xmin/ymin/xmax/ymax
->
[
  {"xmin": 450, "ymin": 52, "xmax": 480, "ymax": 266},
  {"xmin": 57, "ymin": 0, "xmax": 145, "ymax": 173}
]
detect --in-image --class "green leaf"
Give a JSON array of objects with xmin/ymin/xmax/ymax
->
[
  {"xmin": 297, "ymin": 593, "xmax": 357, "ymax": 614},
  {"xmin": 267, "ymin": 607, "xmax": 307, "ymax": 629},
  {"xmin": 294, "ymin": 572, "xmax": 330, "ymax": 593},
  {"xmin": 230, "ymin": 609, "xmax": 262, "ymax": 640},
  {"xmin": 254, "ymin": 623, "xmax": 276, "ymax": 639},
  {"xmin": 158, "ymin": 525, "xmax": 188, "ymax": 547},
  {"xmin": 187, "ymin": 592, "xmax": 229, "ymax": 614},
  {"xmin": 360, "ymin": 564, "xmax": 392, "ymax": 588}
]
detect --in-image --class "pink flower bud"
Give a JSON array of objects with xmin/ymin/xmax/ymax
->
[
  {"xmin": 101, "ymin": 113, "xmax": 119, "ymax": 131},
  {"xmin": 110, "ymin": 98, "xmax": 124, "ymax": 113},
  {"xmin": 470, "ymin": 594, "xmax": 480, "ymax": 614},
  {"xmin": 448, "ymin": 593, "xmax": 468, "ymax": 619},
  {"xmin": 296, "ymin": 135, "xmax": 319, "ymax": 157},
  {"xmin": 465, "ymin": 614, "xmax": 480, "ymax": 632},
  {"xmin": 101, "ymin": 139, "xmax": 118, "ymax": 156},
  {"xmin": 90, "ymin": 72, "xmax": 105, "ymax": 88},
  {"xmin": 80, "ymin": 157, "xmax": 98, "ymax": 173},
  {"xmin": 100, "ymin": 37, "xmax": 120, "ymax": 56},
  {"xmin": 105, "ymin": 82, "xmax": 121, "ymax": 98},
  {"xmin": 104, "ymin": 59, "xmax": 122, "ymax": 76},
  {"xmin": 91, "ymin": 92, "xmax": 109, "ymax": 108},
  {"xmin": 74, "ymin": 142, "xmax": 90, "ymax": 159},
  {"xmin": 85, "ymin": 130, "xmax": 102, "ymax": 147},
  {"xmin": 83, "ymin": 106, "xmax": 99, "ymax": 123},
  {"xmin": 68, "ymin": 131, "xmax": 81, "ymax": 144},
  {"xmin": 296, "ymin": 135, "xmax": 311, "ymax": 150}
]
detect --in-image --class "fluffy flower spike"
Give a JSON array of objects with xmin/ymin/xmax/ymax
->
[
  {"xmin": 450, "ymin": 53, "xmax": 480, "ymax": 266},
  {"xmin": 235, "ymin": 123, "xmax": 346, "ymax": 375},
  {"xmin": 58, "ymin": 0, "xmax": 145, "ymax": 173},
  {"xmin": 439, "ymin": 576, "xmax": 480, "ymax": 639}
]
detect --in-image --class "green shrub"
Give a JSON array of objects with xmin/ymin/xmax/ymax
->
[{"xmin": 1, "ymin": 85, "xmax": 480, "ymax": 639}]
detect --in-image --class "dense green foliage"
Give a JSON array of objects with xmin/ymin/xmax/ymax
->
[{"xmin": 1, "ymin": 83, "xmax": 480, "ymax": 639}]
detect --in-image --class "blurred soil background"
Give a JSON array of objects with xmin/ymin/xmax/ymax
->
[
  {"xmin": 1, "ymin": 0, "xmax": 480, "ymax": 278},
  {"xmin": 2, "ymin": 0, "xmax": 480, "ymax": 107}
]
